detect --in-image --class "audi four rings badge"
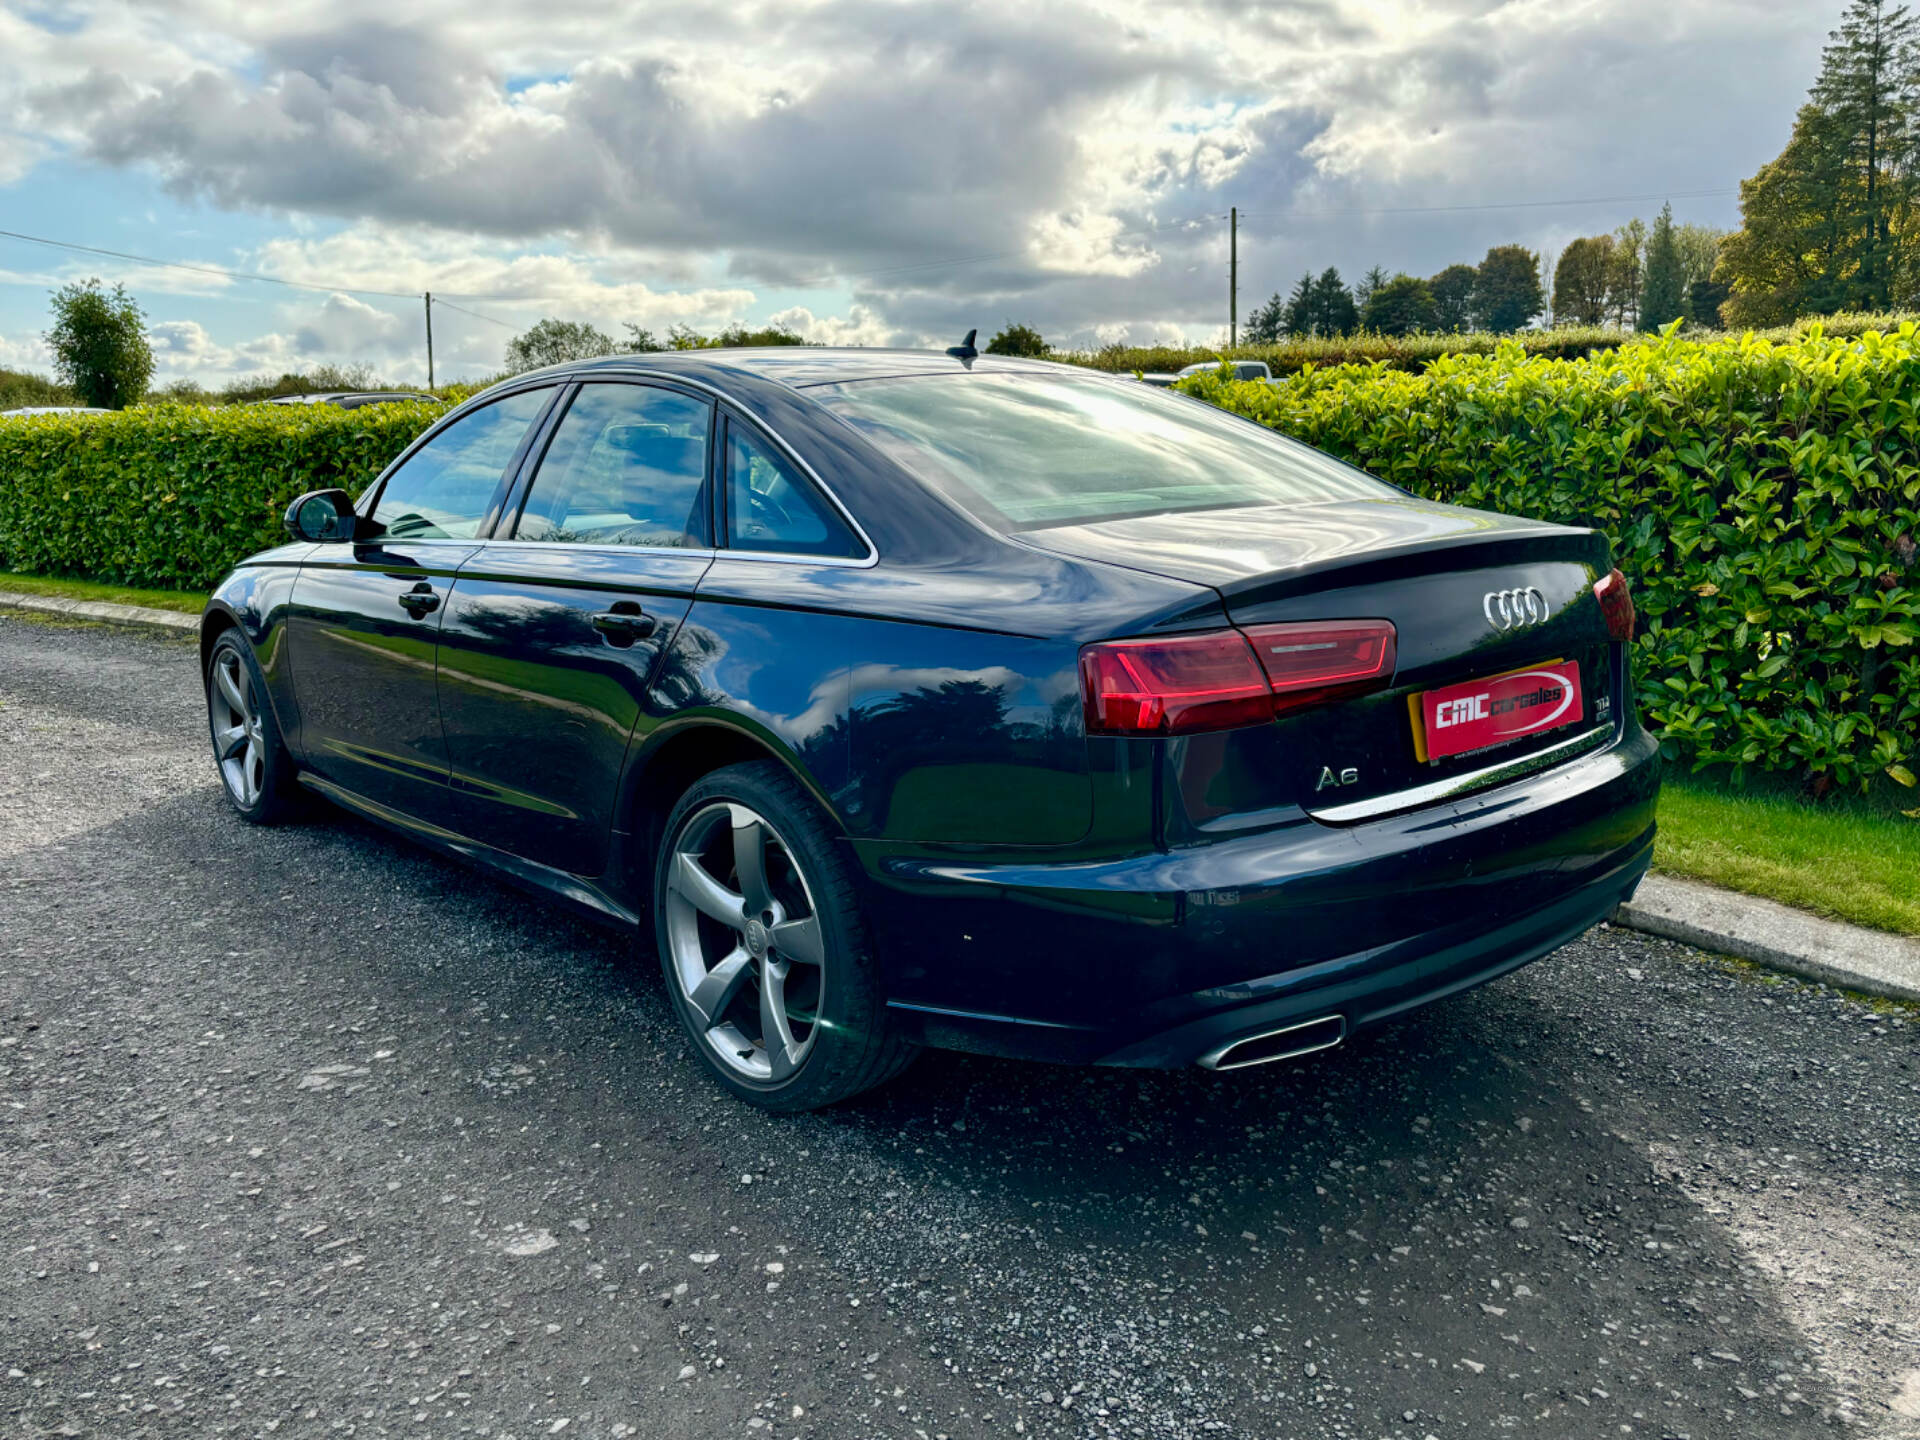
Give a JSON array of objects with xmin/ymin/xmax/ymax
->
[{"xmin": 1483, "ymin": 586, "xmax": 1547, "ymax": 630}]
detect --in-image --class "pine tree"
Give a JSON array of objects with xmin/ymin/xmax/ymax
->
[
  {"xmin": 1308, "ymin": 268, "xmax": 1358, "ymax": 337},
  {"xmin": 1640, "ymin": 203, "xmax": 1689, "ymax": 330},
  {"xmin": 1245, "ymin": 290, "xmax": 1290, "ymax": 344},
  {"xmin": 1811, "ymin": 0, "xmax": 1919, "ymax": 304},
  {"xmin": 1282, "ymin": 273, "xmax": 1316, "ymax": 338},
  {"xmin": 1353, "ymin": 265, "xmax": 1390, "ymax": 310}
]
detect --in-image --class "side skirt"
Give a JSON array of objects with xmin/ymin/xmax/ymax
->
[{"xmin": 297, "ymin": 773, "xmax": 643, "ymax": 934}]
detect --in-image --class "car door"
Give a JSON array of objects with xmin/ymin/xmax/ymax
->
[
  {"xmin": 435, "ymin": 379, "xmax": 716, "ymax": 875},
  {"xmin": 285, "ymin": 383, "xmax": 559, "ymax": 821}
]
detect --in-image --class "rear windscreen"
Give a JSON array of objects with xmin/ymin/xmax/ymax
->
[{"xmin": 813, "ymin": 371, "xmax": 1392, "ymax": 528}]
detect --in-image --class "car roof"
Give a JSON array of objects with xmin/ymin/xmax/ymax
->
[{"xmin": 527, "ymin": 347, "xmax": 1087, "ymax": 390}]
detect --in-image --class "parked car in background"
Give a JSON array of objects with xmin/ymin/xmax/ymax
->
[
  {"xmin": 1136, "ymin": 360, "xmax": 1273, "ymax": 388},
  {"xmin": 202, "ymin": 348, "xmax": 1658, "ymax": 1111},
  {"xmin": 0, "ymin": 406, "xmax": 110, "ymax": 417},
  {"xmin": 1178, "ymin": 359, "xmax": 1274, "ymax": 383},
  {"xmin": 262, "ymin": 392, "xmax": 438, "ymax": 410}
]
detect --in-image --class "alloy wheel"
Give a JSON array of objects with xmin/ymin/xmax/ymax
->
[
  {"xmin": 663, "ymin": 801, "xmax": 827, "ymax": 1083},
  {"xmin": 209, "ymin": 648, "xmax": 266, "ymax": 809}
]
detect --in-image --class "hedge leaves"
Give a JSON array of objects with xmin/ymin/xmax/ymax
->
[
  {"xmin": 1180, "ymin": 324, "xmax": 1920, "ymax": 789},
  {"xmin": 0, "ymin": 399, "xmax": 447, "ymax": 592}
]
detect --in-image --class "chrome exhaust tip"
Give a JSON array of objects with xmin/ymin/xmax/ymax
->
[{"xmin": 1199, "ymin": 1014, "xmax": 1347, "ymax": 1071}]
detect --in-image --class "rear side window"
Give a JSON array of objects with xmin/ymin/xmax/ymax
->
[
  {"xmin": 514, "ymin": 384, "xmax": 713, "ymax": 547},
  {"xmin": 724, "ymin": 419, "xmax": 863, "ymax": 558},
  {"xmin": 371, "ymin": 387, "xmax": 553, "ymax": 540},
  {"xmin": 815, "ymin": 371, "xmax": 1390, "ymax": 529}
]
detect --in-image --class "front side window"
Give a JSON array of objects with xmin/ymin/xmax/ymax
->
[
  {"xmin": 725, "ymin": 420, "xmax": 862, "ymax": 557},
  {"xmin": 514, "ymin": 384, "xmax": 712, "ymax": 547},
  {"xmin": 815, "ymin": 372, "xmax": 1393, "ymax": 529},
  {"xmin": 371, "ymin": 387, "xmax": 553, "ymax": 540}
]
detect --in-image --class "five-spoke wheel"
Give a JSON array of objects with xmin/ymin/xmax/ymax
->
[
  {"xmin": 663, "ymin": 801, "xmax": 826, "ymax": 1083},
  {"xmin": 209, "ymin": 644, "xmax": 267, "ymax": 809},
  {"xmin": 205, "ymin": 630, "xmax": 297, "ymax": 824},
  {"xmin": 654, "ymin": 762, "xmax": 915, "ymax": 1110}
]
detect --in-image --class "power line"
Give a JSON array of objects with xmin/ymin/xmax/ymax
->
[
  {"xmin": 0, "ymin": 226, "xmax": 421, "ymax": 300},
  {"xmin": 428, "ymin": 295, "xmax": 516, "ymax": 330},
  {"xmin": 1237, "ymin": 186, "xmax": 1735, "ymax": 220}
]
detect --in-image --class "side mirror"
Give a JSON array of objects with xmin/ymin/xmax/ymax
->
[{"xmin": 283, "ymin": 489, "xmax": 362, "ymax": 543}]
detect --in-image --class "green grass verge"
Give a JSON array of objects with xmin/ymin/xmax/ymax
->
[
  {"xmin": 1654, "ymin": 775, "xmax": 1920, "ymax": 937},
  {"xmin": 0, "ymin": 568, "xmax": 208, "ymax": 614}
]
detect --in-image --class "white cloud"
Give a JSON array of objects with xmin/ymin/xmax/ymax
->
[
  {"xmin": 766, "ymin": 303, "xmax": 892, "ymax": 348},
  {"xmin": 2, "ymin": 0, "xmax": 1838, "ymax": 351}
]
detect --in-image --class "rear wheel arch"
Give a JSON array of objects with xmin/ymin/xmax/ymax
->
[{"xmin": 619, "ymin": 721, "xmax": 846, "ymax": 895}]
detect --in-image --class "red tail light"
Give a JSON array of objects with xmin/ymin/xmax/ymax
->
[
  {"xmin": 1079, "ymin": 631, "xmax": 1273, "ymax": 736},
  {"xmin": 1080, "ymin": 620, "xmax": 1397, "ymax": 736},
  {"xmin": 1243, "ymin": 619, "xmax": 1398, "ymax": 715},
  {"xmin": 1593, "ymin": 568, "xmax": 1635, "ymax": 642}
]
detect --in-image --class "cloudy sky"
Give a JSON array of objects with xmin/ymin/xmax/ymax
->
[{"xmin": 0, "ymin": 0, "xmax": 1833, "ymax": 386}]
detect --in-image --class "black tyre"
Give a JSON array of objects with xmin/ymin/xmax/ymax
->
[
  {"xmin": 205, "ymin": 629, "xmax": 301, "ymax": 825},
  {"xmin": 654, "ymin": 761, "xmax": 916, "ymax": 1111}
]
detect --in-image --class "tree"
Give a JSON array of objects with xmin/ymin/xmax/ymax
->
[
  {"xmin": 1360, "ymin": 274, "xmax": 1438, "ymax": 336},
  {"xmin": 1281, "ymin": 273, "xmax": 1316, "ymax": 338},
  {"xmin": 623, "ymin": 324, "xmax": 665, "ymax": 352},
  {"xmin": 1607, "ymin": 219, "xmax": 1647, "ymax": 327},
  {"xmin": 984, "ymin": 323, "xmax": 1049, "ymax": 357},
  {"xmin": 1720, "ymin": 103, "xmax": 1858, "ymax": 324},
  {"xmin": 1307, "ymin": 268, "xmax": 1359, "ymax": 337},
  {"xmin": 1245, "ymin": 290, "xmax": 1290, "ymax": 344},
  {"xmin": 1811, "ymin": 0, "xmax": 1919, "ymax": 304},
  {"xmin": 1720, "ymin": 0, "xmax": 1920, "ymax": 320},
  {"xmin": 1640, "ymin": 203, "xmax": 1689, "ymax": 330},
  {"xmin": 45, "ymin": 279, "xmax": 152, "ymax": 409},
  {"xmin": 1674, "ymin": 225, "xmax": 1729, "ymax": 299},
  {"xmin": 1552, "ymin": 236, "xmax": 1616, "ymax": 325},
  {"xmin": 1472, "ymin": 245, "xmax": 1545, "ymax": 332},
  {"xmin": 1689, "ymin": 277, "xmax": 1733, "ymax": 327},
  {"xmin": 505, "ymin": 318, "xmax": 615, "ymax": 372},
  {"xmin": 1354, "ymin": 265, "xmax": 1390, "ymax": 309},
  {"xmin": 1428, "ymin": 264, "xmax": 1478, "ymax": 332}
]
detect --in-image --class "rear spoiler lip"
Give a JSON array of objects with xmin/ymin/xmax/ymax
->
[{"xmin": 1209, "ymin": 525, "xmax": 1608, "ymax": 609}]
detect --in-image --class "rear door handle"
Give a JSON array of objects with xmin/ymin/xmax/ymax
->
[
  {"xmin": 397, "ymin": 583, "xmax": 441, "ymax": 617},
  {"xmin": 591, "ymin": 603, "xmax": 658, "ymax": 645}
]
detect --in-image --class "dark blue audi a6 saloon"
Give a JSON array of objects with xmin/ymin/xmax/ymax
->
[{"xmin": 202, "ymin": 347, "xmax": 1660, "ymax": 1110}]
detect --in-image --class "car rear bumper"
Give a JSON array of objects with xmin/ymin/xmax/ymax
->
[{"xmin": 858, "ymin": 723, "xmax": 1659, "ymax": 1068}]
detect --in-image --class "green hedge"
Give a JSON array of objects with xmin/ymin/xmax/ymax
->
[
  {"xmin": 1060, "ymin": 326, "xmax": 1634, "ymax": 378},
  {"xmin": 1179, "ymin": 325, "xmax": 1920, "ymax": 790},
  {"xmin": 1061, "ymin": 311, "xmax": 1920, "ymax": 381},
  {"xmin": 0, "ymin": 399, "xmax": 446, "ymax": 591}
]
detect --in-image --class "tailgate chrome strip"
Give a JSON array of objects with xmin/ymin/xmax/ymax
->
[{"xmin": 1307, "ymin": 726, "xmax": 1612, "ymax": 825}]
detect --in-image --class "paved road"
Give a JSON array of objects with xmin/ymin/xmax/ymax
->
[{"xmin": 2, "ymin": 611, "xmax": 1917, "ymax": 1440}]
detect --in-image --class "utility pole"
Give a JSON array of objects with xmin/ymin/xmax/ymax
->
[
  {"xmin": 1229, "ymin": 207, "xmax": 1238, "ymax": 348},
  {"xmin": 424, "ymin": 291, "xmax": 435, "ymax": 390}
]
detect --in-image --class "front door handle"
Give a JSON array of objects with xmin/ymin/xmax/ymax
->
[
  {"xmin": 590, "ymin": 603, "xmax": 657, "ymax": 646},
  {"xmin": 397, "ymin": 582, "xmax": 440, "ymax": 617}
]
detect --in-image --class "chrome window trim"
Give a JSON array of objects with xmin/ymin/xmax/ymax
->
[
  {"xmin": 525, "ymin": 367, "xmax": 880, "ymax": 569},
  {"xmin": 464, "ymin": 538, "xmax": 875, "ymax": 571},
  {"xmin": 1305, "ymin": 725, "xmax": 1612, "ymax": 825}
]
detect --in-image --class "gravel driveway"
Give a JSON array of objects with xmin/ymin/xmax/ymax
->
[{"xmin": 2, "ymin": 612, "xmax": 1916, "ymax": 1440}]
